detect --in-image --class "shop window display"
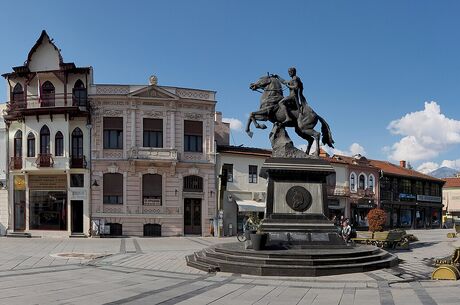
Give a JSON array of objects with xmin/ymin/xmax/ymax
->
[
  {"xmin": 29, "ymin": 191, "xmax": 67, "ymax": 230},
  {"xmin": 400, "ymin": 208, "xmax": 412, "ymax": 228}
]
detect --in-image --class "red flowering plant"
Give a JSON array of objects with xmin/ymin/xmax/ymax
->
[{"xmin": 367, "ymin": 208, "xmax": 387, "ymax": 232}]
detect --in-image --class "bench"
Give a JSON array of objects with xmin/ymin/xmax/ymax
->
[{"xmin": 352, "ymin": 231, "xmax": 408, "ymax": 249}]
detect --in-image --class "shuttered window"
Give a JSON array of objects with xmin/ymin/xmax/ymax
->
[
  {"xmin": 103, "ymin": 173, "xmax": 123, "ymax": 204},
  {"xmin": 142, "ymin": 174, "xmax": 162, "ymax": 205},
  {"xmin": 184, "ymin": 120, "xmax": 203, "ymax": 152},
  {"xmin": 143, "ymin": 119, "xmax": 163, "ymax": 148},
  {"xmin": 103, "ymin": 117, "xmax": 123, "ymax": 149}
]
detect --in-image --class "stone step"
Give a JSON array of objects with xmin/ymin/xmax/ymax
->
[
  {"xmin": 195, "ymin": 250, "xmax": 398, "ymax": 276},
  {"xmin": 213, "ymin": 244, "xmax": 380, "ymax": 260},
  {"xmin": 185, "ymin": 253, "xmax": 219, "ymax": 273},
  {"xmin": 69, "ymin": 233, "xmax": 87, "ymax": 238},
  {"xmin": 6, "ymin": 232, "xmax": 32, "ymax": 238},
  {"xmin": 204, "ymin": 247, "xmax": 390, "ymax": 266}
]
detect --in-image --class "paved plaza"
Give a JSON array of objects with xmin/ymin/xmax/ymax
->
[{"xmin": 0, "ymin": 230, "xmax": 459, "ymax": 304}]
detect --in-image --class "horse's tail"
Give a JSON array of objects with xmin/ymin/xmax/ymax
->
[{"xmin": 318, "ymin": 115, "xmax": 335, "ymax": 148}]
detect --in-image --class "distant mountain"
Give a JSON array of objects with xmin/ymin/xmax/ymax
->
[{"xmin": 428, "ymin": 167, "xmax": 459, "ymax": 178}]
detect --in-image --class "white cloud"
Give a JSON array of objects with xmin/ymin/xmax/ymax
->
[
  {"xmin": 387, "ymin": 101, "xmax": 460, "ymax": 162},
  {"xmin": 349, "ymin": 143, "xmax": 366, "ymax": 155},
  {"xmin": 298, "ymin": 142, "xmax": 319, "ymax": 155},
  {"xmin": 326, "ymin": 142, "xmax": 366, "ymax": 157},
  {"xmin": 441, "ymin": 159, "xmax": 460, "ymax": 170},
  {"xmin": 417, "ymin": 162, "xmax": 439, "ymax": 174},
  {"xmin": 222, "ymin": 118, "xmax": 243, "ymax": 132}
]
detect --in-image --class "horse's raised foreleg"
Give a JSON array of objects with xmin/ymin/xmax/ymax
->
[
  {"xmin": 245, "ymin": 114, "xmax": 254, "ymax": 138},
  {"xmin": 246, "ymin": 110, "xmax": 269, "ymax": 138}
]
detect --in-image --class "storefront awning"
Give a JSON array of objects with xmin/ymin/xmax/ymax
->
[{"xmin": 236, "ymin": 200, "xmax": 266, "ymax": 212}]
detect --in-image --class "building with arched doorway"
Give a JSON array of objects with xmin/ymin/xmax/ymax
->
[
  {"xmin": 2, "ymin": 31, "xmax": 91, "ymax": 237},
  {"xmin": 89, "ymin": 79, "xmax": 217, "ymax": 237}
]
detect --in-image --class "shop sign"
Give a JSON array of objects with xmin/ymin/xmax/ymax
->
[
  {"xmin": 71, "ymin": 189, "xmax": 86, "ymax": 199},
  {"xmin": 356, "ymin": 204, "xmax": 376, "ymax": 209},
  {"xmin": 14, "ymin": 175, "xmax": 26, "ymax": 190},
  {"xmin": 143, "ymin": 198, "xmax": 161, "ymax": 206},
  {"xmin": 417, "ymin": 195, "xmax": 442, "ymax": 203},
  {"xmin": 399, "ymin": 193, "xmax": 416, "ymax": 200},
  {"xmin": 28, "ymin": 175, "xmax": 67, "ymax": 190}
]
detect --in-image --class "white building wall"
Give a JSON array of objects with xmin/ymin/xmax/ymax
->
[
  {"xmin": 0, "ymin": 104, "xmax": 6, "ymax": 182},
  {"xmin": 217, "ymin": 152, "xmax": 269, "ymax": 236},
  {"xmin": 0, "ymin": 105, "xmax": 8, "ymax": 235}
]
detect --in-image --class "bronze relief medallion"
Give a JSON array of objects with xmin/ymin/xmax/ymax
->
[{"xmin": 285, "ymin": 186, "xmax": 312, "ymax": 212}]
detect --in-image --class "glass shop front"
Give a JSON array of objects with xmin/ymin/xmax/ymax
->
[
  {"xmin": 351, "ymin": 201, "xmax": 376, "ymax": 229},
  {"xmin": 381, "ymin": 202, "xmax": 442, "ymax": 229},
  {"xmin": 28, "ymin": 175, "xmax": 68, "ymax": 231}
]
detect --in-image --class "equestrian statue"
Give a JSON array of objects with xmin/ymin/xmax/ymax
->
[{"xmin": 245, "ymin": 67, "xmax": 335, "ymax": 158}]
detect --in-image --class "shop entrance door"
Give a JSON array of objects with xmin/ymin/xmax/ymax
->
[
  {"xmin": 71, "ymin": 200, "xmax": 84, "ymax": 233},
  {"xmin": 14, "ymin": 202, "xmax": 25, "ymax": 231},
  {"xmin": 184, "ymin": 198, "xmax": 202, "ymax": 235}
]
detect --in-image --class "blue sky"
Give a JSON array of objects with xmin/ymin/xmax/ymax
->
[{"xmin": 1, "ymin": 1, "xmax": 459, "ymax": 173}]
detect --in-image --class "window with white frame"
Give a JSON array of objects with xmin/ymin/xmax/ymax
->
[
  {"xmin": 368, "ymin": 175, "xmax": 375, "ymax": 193},
  {"xmin": 249, "ymin": 165, "xmax": 258, "ymax": 184},
  {"xmin": 350, "ymin": 172, "xmax": 357, "ymax": 192},
  {"xmin": 358, "ymin": 174, "xmax": 366, "ymax": 190}
]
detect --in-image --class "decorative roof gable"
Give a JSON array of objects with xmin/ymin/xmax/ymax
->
[{"xmin": 128, "ymin": 85, "xmax": 179, "ymax": 100}]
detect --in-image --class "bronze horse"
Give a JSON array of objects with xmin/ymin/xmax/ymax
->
[{"xmin": 245, "ymin": 75, "xmax": 334, "ymax": 155}]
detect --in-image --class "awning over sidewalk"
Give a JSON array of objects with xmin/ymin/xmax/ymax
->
[{"xmin": 236, "ymin": 200, "xmax": 266, "ymax": 212}]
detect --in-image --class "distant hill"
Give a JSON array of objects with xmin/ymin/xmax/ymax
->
[{"xmin": 428, "ymin": 167, "xmax": 459, "ymax": 178}]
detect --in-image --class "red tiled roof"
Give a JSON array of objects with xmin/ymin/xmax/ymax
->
[
  {"xmin": 369, "ymin": 159, "xmax": 445, "ymax": 183},
  {"xmin": 444, "ymin": 177, "xmax": 460, "ymax": 188}
]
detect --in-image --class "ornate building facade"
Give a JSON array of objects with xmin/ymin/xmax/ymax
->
[
  {"xmin": 89, "ymin": 80, "xmax": 217, "ymax": 236},
  {"xmin": 324, "ymin": 153, "xmax": 380, "ymax": 229},
  {"xmin": 2, "ymin": 31, "xmax": 91, "ymax": 237}
]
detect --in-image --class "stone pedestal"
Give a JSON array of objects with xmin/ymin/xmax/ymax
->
[{"xmin": 260, "ymin": 158, "xmax": 344, "ymax": 246}]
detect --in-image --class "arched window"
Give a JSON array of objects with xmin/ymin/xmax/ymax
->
[
  {"xmin": 55, "ymin": 131, "xmax": 64, "ymax": 156},
  {"xmin": 143, "ymin": 174, "xmax": 162, "ymax": 205},
  {"xmin": 358, "ymin": 174, "xmax": 366, "ymax": 190},
  {"xmin": 40, "ymin": 126, "xmax": 50, "ymax": 154},
  {"xmin": 350, "ymin": 173, "xmax": 356, "ymax": 192},
  {"xmin": 41, "ymin": 81, "xmax": 55, "ymax": 107},
  {"xmin": 72, "ymin": 79, "xmax": 87, "ymax": 106},
  {"xmin": 12, "ymin": 83, "xmax": 24, "ymax": 103},
  {"xmin": 103, "ymin": 173, "xmax": 123, "ymax": 204},
  {"xmin": 368, "ymin": 175, "xmax": 375, "ymax": 193},
  {"xmin": 14, "ymin": 130, "xmax": 23, "ymax": 157},
  {"xmin": 72, "ymin": 128, "xmax": 83, "ymax": 158},
  {"xmin": 183, "ymin": 175, "xmax": 203, "ymax": 192},
  {"xmin": 27, "ymin": 132, "xmax": 35, "ymax": 157}
]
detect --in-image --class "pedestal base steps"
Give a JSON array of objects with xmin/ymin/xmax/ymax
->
[{"xmin": 186, "ymin": 242, "xmax": 398, "ymax": 277}]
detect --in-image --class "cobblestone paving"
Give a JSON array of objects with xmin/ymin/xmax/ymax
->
[{"xmin": 0, "ymin": 230, "xmax": 459, "ymax": 304}]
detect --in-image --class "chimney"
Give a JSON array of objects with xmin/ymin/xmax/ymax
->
[{"xmin": 400, "ymin": 160, "xmax": 406, "ymax": 168}]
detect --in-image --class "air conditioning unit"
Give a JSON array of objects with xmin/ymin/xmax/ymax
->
[{"xmin": 253, "ymin": 192, "xmax": 266, "ymax": 202}]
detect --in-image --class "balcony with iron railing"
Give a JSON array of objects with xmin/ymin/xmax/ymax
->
[
  {"xmin": 5, "ymin": 93, "xmax": 89, "ymax": 118},
  {"xmin": 9, "ymin": 157, "xmax": 22, "ymax": 170},
  {"xmin": 35, "ymin": 154, "xmax": 54, "ymax": 168},
  {"xmin": 70, "ymin": 155, "xmax": 87, "ymax": 168}
]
